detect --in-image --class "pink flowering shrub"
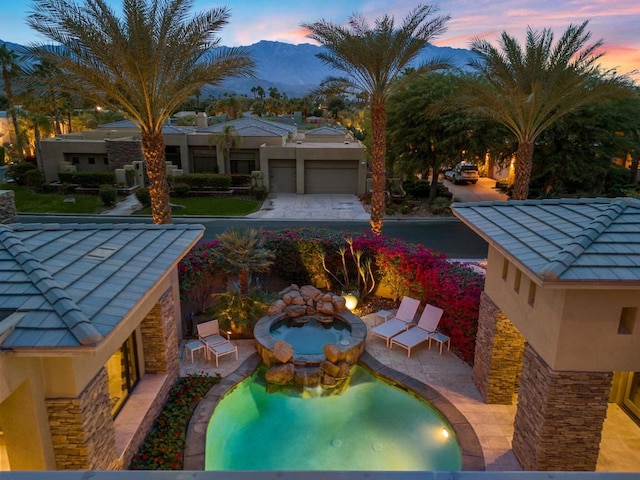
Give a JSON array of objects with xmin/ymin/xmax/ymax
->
[{"xmin": 179, "ymin": 229, "xmax": 484, "ymax": 363}]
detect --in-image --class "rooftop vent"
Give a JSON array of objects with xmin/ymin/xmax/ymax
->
[{"xmin": 85, "ymin": 247, "xmax": 117, "ymax": 260}]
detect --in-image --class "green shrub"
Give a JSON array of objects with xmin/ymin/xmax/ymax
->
[
  {"xmin": 58, "ymin": 171, "xmax": 116, "ymax": 187},
  {"xmin": 173, "ymin": 183, "xmax": 190, "ymax": 198},
  {"xmin": 99, "ymin": 184, "xmax": 117, "ymax": 206},
  {"xmin": 207, "ymin": 290, "xmax": 276, "ymax": 337},
  {"xmin": 429, "ymin": 196, "xmax": 453, "ymax": 215},
  {"xmin": 230, "ymin": 174, "xmax": 251, "ymax": 187},
  {"xmin": 136, "ymin": 187, "xmax": 151, "ymax": 207},
  {"xmin": 59, "ymin": 183, "xmax": 76, "ymax": 195},
  {"xmin": 7, "ymin": 162, "xmax": 38, "ymax": 185},
  {"xmin": 403, "ymin": 180, "xmax": 430, "ymax": 198},
  {"xmin": 24, "ymin": 168, "xmax": 44, "ymax": 187},
  {"xmin": 177, "ymin": 174, "xmax": 231, "ymax": 190},
  {"xmin": 251, "ymin": 186, "xmax": 268, "ymax": 201}
]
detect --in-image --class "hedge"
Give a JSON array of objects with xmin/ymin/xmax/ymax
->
[
  {"xmin": 175, "ymin": 174, "xmax": 231, "ymax": 190},
  {"xmin": 58, "ymin": 171, "xmax": 116, "ymax": 187}
]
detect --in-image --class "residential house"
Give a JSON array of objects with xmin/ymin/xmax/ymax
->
[
  {"xmin": 0, "ymin": 190, "xmax": 204, "ymax": 470},
  {"xmin": 38, "ymin": 116, "xmax": 367, "ymax": 195},
  {"xmin": 452, "ymin": 197, "xmax": 640, "ymax": 471}
]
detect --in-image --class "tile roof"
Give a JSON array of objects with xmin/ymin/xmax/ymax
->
[
  {"xmin": 197, "ymin": 117, "xmax": 296, "ymax": 137},
  {"xmin": 451, "ymin": 197, "xmax": 640, "ymax": 283},
  {"xmin": 305, "ymin": 126, "xmax": 346, "ymax": 136},
  {"xmin": 0, "ymin": 223, "xmax": 203, "ymax": 349},
  {"xmin": 97, "ymin": 119, "xmax": 190, "ymax": 134}
]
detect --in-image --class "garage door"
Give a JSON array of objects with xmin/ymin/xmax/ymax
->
[
  {"xmin": 269, "ymin": 159, "xmax": 296, "ymax": 193},
  {"xmin": 305, "ymin": 160, "xmax": 358, "ymax": 194}
]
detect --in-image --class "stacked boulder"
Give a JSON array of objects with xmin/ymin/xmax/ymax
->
[
  {"xmin": 262, "ymin": 284, "xmax": 354, "ymax": 393},
  {"xmin": 266, "ymin": 284, "xmax": 347, "ymax": 319}
]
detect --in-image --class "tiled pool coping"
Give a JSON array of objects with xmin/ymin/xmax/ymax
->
[{"xmin": 184, "ymin": 352, "xmax": 484, "ymax": 471}]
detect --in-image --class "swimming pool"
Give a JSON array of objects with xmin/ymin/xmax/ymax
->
[{"xmin": 205, "ymin": 365, "xmax": 463, "ymax": 471}]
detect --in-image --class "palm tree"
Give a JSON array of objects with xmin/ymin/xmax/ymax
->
[
  {"xmin": 216, "ymin": 228, "xmax": 274, "ymax": 296},
  {"xmin": 459, "ymin": 21, "xmax": 631, "ymax": 200},
  {"xmin": 209, "ymin": 124, "xmax": 241, "ymax": 174},
  {"xmin": 28, "ymin": 0, "xmax": 255, "ymax": 224},
  {"xmin": 302, "ymin": 5, "xmax": 450, "ymax": 235},
  {"xmin": 0, "ymin": 44, "xmax": 24, "ymax": 161}
]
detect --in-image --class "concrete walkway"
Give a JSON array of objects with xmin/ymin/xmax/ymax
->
[{"xmin": 102, "ymin": 194, "xmax": 142, "ymax": 216}]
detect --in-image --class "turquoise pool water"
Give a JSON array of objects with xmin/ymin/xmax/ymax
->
[
  {"xmin": 269, "ymin": 317, "xmax": 351, "ymax": 355},
  {"xmin": 205, "ymin": 366, "xmax": 462, "ymax": 471}
]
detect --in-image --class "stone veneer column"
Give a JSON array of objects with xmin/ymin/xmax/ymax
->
[
  {"xmin": 472, "ymin": 291, "xmax": 525, "ymax": 404},
  {"xmin": 105, "ymin": 138, "xmax": 143, "ymax": 170},
  {"xmin": 0, "ymin": 190, "xmax": 18, "ymax": 223},
  {"xmin": 140, "ymin": 288, "xmax": 179, "ymax": 377},
  {"xmin": 46, "ymin": 368, "xmax": 117, "ymax": 470},
  {"xmin": 512, "ymin": 343, "xmax": 612, "ymax": 471}
]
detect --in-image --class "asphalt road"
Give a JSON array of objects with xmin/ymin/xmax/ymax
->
[{"xmin": 16, "ymin": 214, "xmax": 488, "ymax": 259}]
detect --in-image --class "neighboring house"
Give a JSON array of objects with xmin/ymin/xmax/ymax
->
[
  {"xmin": 38, "ymin": 116, "xmax": 367, "ymax": 195},
  {"xmin": 452, "ymin": 197, "xmax": 640, "ymax": 471},
  {"xmin": 0, "ymin": 191, "xmax": 204, "ymax": 470}
]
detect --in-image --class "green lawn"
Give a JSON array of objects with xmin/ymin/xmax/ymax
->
[
  {"xmin": 2, "ymin": 183, "xmax": 261, "ymax": 216},
  {"xmin": 3, "ymin": 184, "xmax": 104, "ymax": 214},
  {"xmin": 139, "ymin": 196, "xmax": 260, "ymax": 216}
]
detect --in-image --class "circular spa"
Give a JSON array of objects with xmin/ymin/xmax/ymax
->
[
  {"xmin": 205, "ymin": 364, "xmax": 463, "ymax": 471},
  {"xmin": 269, "ymin": 316, "xmax": 351, "ymax": 355}
]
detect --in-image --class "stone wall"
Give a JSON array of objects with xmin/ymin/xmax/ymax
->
[
  {"xmin": 106, "ymin": 138, "xmax": 143, "ymax": 170},
  {"xmin": 121, "ymin": 289, "xmax": 179, "ymax": 467},
  {"xmin": 472, "ymin": 292, "xmax": 525, "ymax": 404},
  {"xmin": 46, "ymin": 368, "xmax": 117, "ymax": 470},
  {"xmin": 0, "ymin": 190, "xmax": 17, "ymax": 223},
  {"xmin": 512, "ymin": 343, "xmax": 613, "ymax": 471}
]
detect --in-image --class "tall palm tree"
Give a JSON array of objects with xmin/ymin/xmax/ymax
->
[
  {"xmin": 0, "ymin": 44, "xmax": 24, "ymax": 161},
  {"xmin": 216, "ymin": 228, "xmax": 274, "ymax": 296},
  {"xmin": 302, "ymin": 5, "xmax": 450, "ymax": 235},
  {"xmin": 459, "ymin": 21, "xmax": 631, "ymax": 200},
  {"xmin": 28, "ymin": 0, "xmax": 255, "ymax": 224}
]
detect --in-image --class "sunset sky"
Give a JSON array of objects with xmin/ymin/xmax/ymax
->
[{"xmin": 2, "ymin": 1, "xmax": 638, "ymax": 81}]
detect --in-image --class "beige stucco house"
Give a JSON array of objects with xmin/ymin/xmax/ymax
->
[
  {"xmin": 0, "ymin": 191, "xmax": 203, "ymax": 470},
  {"xmin": 38, "ymin": 116, "xmax": 367, "ymax": 195},
  {"xmin": 452, "ymin": 197, "xmax": 640, "ymax": 471}
]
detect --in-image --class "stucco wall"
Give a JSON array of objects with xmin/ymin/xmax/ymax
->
[{"xmin": 483, "ymin": 246, "xmax": 640, "ymax": 372}]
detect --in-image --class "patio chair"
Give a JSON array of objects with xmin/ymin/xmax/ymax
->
[
  {"xmin": 390, "ymin": 304, "xmax": 444, "ymax": 357},
  {"xmin": 196, "ymin": 319, "xmax": 230, "ymax": 348},
  {"xmin": 207, "ymin": 340, "xmax": 238, "ymax": 367},
  {"xmin": 370, "ymin": 296, "xmax": 420, "ymax": 347}
]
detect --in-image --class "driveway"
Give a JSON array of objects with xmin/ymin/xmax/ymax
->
[{"xmin": 444, "ymin": 176, "xmax": 509, "ymax": 202}]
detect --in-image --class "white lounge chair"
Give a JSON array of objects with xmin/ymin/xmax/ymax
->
[
  {"xmin": 390, "ymin": 304, "xmax": 444, "ymax": 357},
  {"xmin": 196, "ymin": 319, "xmax": 230, "ymax": 348},
  {"xmin": 370, "ymin": 296, "xmax": 420, "ymax": 346}
]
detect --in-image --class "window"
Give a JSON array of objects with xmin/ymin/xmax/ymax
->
[
  {"xmin": 231, "ymin": 151, "xmax": 256, "ymax": 174},
  {"xmin": 71, "ymin": 156, "xmax": 79, "ymax": 165},
  {"xmin": 618, "ymin": 307, "xmax": 637, "ymax": 335},
  {"xmin": 513, "ymin": 269, "xmax": 521, "ymax": 293},
  {"xmin": 103, "ymin": 157, "xmax": 109, "ymax": 165},
  {"xmin": 88, "ymin": 157, "xmax": 96, "ymax": 165},
  {"xmin": 105, "ymin": 332, "xmax": 140, "ymax": 416}
]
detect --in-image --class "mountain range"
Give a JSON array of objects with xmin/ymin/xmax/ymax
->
[{"xmin": 0, "ymin": 39, "xmax": 476, "ymax": 98}]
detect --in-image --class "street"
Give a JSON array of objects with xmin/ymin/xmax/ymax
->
[{"xmin": 16, "ymin": 215, "xmax": 488, "ymax": 259}]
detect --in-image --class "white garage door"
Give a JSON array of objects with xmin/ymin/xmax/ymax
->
[
  {"xmin": 269, "ymin": 159, "xmax": 296, "ymax": 193},
  {"xmin": 305, "ymin": 160, "xmax": 358, "ymax": 194}
]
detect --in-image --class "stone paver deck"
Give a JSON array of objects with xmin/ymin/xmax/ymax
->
[{"xmin": 180, "ymin": 313, "xmax": 640, "ymax": 472}]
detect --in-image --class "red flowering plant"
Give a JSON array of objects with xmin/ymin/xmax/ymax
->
[
  {"xmin": 130, "ymin": 374, "xmax": 219, "ymax": 470},
  {"xmin": 178, "ymin": 240, "xmax": 222, "ymax": 312},
  {"xmin": 375, "ymin": 241, "xmax": 484, "ymax": 363}
]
